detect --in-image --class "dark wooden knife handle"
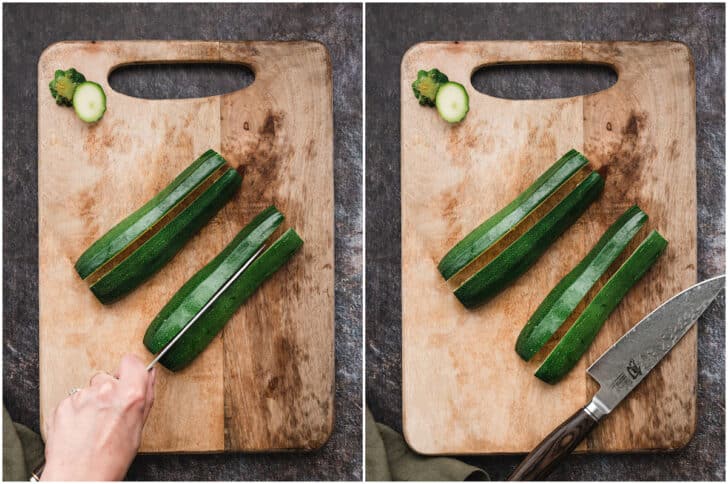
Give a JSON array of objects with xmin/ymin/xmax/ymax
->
[{"xmin": 508, "ymin": 407, "xmax": 598, "ymax": 481}]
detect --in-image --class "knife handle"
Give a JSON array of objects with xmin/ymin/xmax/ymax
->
[{"xmin": 508, "ymin": 406, "xmax": 599, "ymax": 481}]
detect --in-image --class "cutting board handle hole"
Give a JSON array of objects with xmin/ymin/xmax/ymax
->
[
  {"xmin": 471, "ymin": 63, "xmax": 617, "ymax": 100},
  {"xmin": 108, "ymin": 63, "xmax": 255, "ymax": 99}
]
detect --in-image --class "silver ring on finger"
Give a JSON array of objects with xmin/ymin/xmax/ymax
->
[{"xmin": 67, "ymin": 387, "xmax": 81, "ymax": 396}]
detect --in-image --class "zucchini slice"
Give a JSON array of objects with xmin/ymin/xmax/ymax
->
[
  {"xmin": 435, "ymin": 82, "xmax": 469, "ymax": 123},
  {"xmin": 535, "ymin": 230, "xmax": 668, "ymax": 384},
  {"xmin": 515, "ymin": 205, "xmax": 648, "ymax": 361},
  {"xmin": 144, "ymin": 217, "xmax": 303, "ymax": 372},
  {"xmin": 453, "ymin": 171, "xmax": 604, "ymax": 309},
  {"xmin": 73, "ymin": 81, "xmax": 106, "ymax": 123},
  {"xmin": 75, "ymin": 150, "xmax": 241, "ymax": 303},
  {"xmin": 439, "ymin": 150, "xmax": 590, "ymax": 281}
]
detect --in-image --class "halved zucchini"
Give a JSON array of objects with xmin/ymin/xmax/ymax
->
[
  {"xmin": 439, "ymin": 150, "xmax": 591, "ymax": 281},
  {"xmin": 535, "ymin": 230, "xmax": 668, "ymax": 384},
  {"xmin": 515, "ymin": 205, "xmax": 648, "ymax": 361},
  {"xmin": 452, "ymin": 171, "xmax": 604, "ymax": 308},
  {"xmin": 143, "ymin": 207, "xmax": 303, "ymax": 372},
  {"xmin": 75, "ymin": 149, "xmax": 241, "ymax": 303}
]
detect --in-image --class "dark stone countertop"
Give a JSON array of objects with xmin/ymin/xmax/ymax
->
[
  {"xmin": 366, "ymin": 3, "xmax": 725, "ymax": 480},
  {"xmin": 3, "ymin": 3, "xmax": 362, "ymax": 481}
]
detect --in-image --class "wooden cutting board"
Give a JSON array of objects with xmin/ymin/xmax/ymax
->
[
  {"xmin": 38, "ymin": 41, "xmax": 334, "ymax": 453},
  {"xmin": 401, "ymin": 41, "xmax": 696, "ymax": 454}
]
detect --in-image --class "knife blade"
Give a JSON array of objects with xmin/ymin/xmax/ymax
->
[
  {"xmin": 146, "ymin": 243, "xmax": 266, "ymax": 370},
  {"xmin": 586, "ymin": 274, "xmax": 724, "ymax": 414},
  {"xmin": 509, "ymin": 275, "xmax": 724, "ymax": 481}
]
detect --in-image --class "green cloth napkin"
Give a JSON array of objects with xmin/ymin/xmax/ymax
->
[
  {"xmin": 3, "ymin": 406, "xmax": 45, "ymax": 481},
  {"xmin": 366, "ymin": 408, "xmax": 488, "ymax": 481}
]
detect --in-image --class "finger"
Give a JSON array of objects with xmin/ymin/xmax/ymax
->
[
  {"xmin": 69, "ymin": 387, "xmax": 85, "ymax": 403},
  {"xmin": 116, "ymin": 354, "xmax": 148, "ymax": 390},
  {"xmin": 44, "ymin": 407, "xmax": 55, "ymax": 436},
  {"xmin": 142, "ymin": 367, "xmax": 156, "ymax": 422},
  {"xmin": 46, "ymin": 395, "xmax": 69, "ymax": 435},
  {"xmin": 89, "ymin": 371, "xmax": 116, "ymax": 387},
  {"xmin": 116, "ymin": 354, "xmax": 149, "ymax": 409},
  {"xmin": 70, "ymin": 386, "xmax": 94, "ymax": 408},
  {"xmin": 113, "ymin": 354, "xmax": 145, "ymax": 378}
]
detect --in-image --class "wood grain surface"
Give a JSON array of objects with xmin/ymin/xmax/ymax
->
[
  {"xmin": 38, "ymin": 40, "xmax": 334, "ymax": 453},
  {"xmin": 401, "ymin": 41, "xmax": 696, "ymax": 454}
]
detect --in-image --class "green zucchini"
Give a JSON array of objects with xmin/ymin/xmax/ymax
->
[
  {"xmin": 143, "ymin": 218, "xmax": 303, "ymax": 372},
  {"xmin": 143, "ymin": 205, "xmax": 283, "ymax": 359},
  {"xmin": 89, "ymin": 168, "xmax": 242, "ymax": 304},
  {"xmin": 439, "ymin": 150, "xmax": 590, "ymax": 281},
  {"xmin": 73, "ymin": 81, "xmax": 106, "ymax": 123},
  {"xmin": 515, "ymin": 205, "xmax": 648, "ymax": 361},
  {"xmin": 535, "ymin": 230, "xmax": 668, "ymax": 384},
  {"xmin": 453, "ymin": 171, "xmax": 604, "ymax": 309},
  {"xmin": 75, "ymin": 150, "xmax": 241, "ymax": 303},
  {"xmin": 435, "ymin": 82, "xmax": 470, "ymax": 123},
  {"xmin": 76, "ymin": 150, "xmax": 228, "ymax": 279}
]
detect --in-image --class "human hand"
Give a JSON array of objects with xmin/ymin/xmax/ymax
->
[{"xmin": 42, "ymin": 354, "xmax": 156, "ymax": 481}]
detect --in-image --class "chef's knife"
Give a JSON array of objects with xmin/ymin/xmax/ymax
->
[
  {"xmin": 31, "ymin": 245, "xmax": 266, "ymax": 481},
  {"xmin": 508, "ymin": 274, "xmax": 725, "ymax": 481}
]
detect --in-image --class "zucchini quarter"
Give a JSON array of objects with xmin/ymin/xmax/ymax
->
[
  {"xmin": 441, "ymin": 150, "xmax": 604, "ymax": 309},
  {"xmin": 439, "ymin": 149, "xmax": 590, "ymax": 281},
  {"xmin": 143, "ymin": 206, "xmax": 303, "ymax": 372},
  {"xmin": 515, "ymin": 205, "xmax": 648, "ymax": 361},
  {"xmin": 448, "ymin": 164, "xmax": 604, "ymax": 308},
  {"xmin": 75, "ymin": 149, "xmax": 242, "ymax": 304},
  {"xmin": 535, "ymin": 229, "xmax": 668, "ymax": 384}
]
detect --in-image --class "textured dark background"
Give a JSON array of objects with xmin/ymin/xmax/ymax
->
[
  {"xmin": 3, "ymin": 3, "xmax": 362, "ymax": 481},
  {"xmin": 366, "ymin": 3, "xmax": 725, "ymax": 481}
]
